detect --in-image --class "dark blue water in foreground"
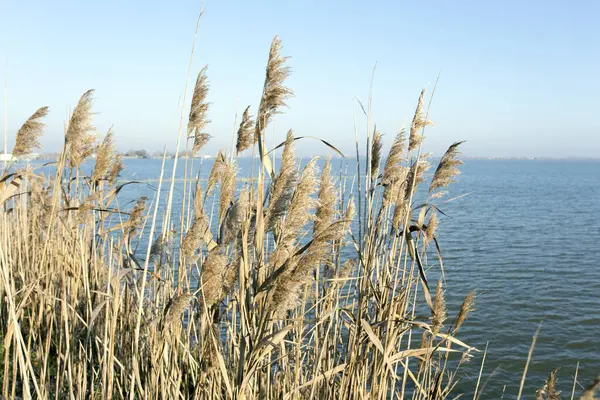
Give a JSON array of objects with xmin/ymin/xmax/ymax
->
[{"xmin": 25, "ymin": 157, "xmax": 600, "ymax": 397}]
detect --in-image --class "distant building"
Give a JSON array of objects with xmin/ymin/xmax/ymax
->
[
  {"xmin": 0, "ymin": 153, "xmax": 14, "ymax": 162},
  {"xmin": 0, "ymin": 152, "xmax": 40, "ymax": 162}
]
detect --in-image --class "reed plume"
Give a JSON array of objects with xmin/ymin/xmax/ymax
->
[
  {"xmin": 108, "ymin": 154, "xmax": 123, "ymax": 185},
  {"xmin": 455, "ymin": 290, "xmax": 475, "ymax": 332},
  {"xmin": 92, "ymin": 129, "xmax": 116, "ymax": 183},
  {"xmin": 266, "ymin": 130, "xmax": 296, "ymax": 231},
  {"xmin": 189, "ymin": 65, "xmax": 211, "ymax": 154},
  {"xmin": 220, "ymin": 189, "xmax": 250, "ymax": 245},
  {"xmin": 281, "ymin": 157, "xmax": 317, "ymax": 237},
  {"xmin": 404, "ymin": 154, "xmax": 431, "ymax": 201},
  {"xmin": 163, "ymin": 292, "xmax": 192, "ymax": 327},
  {"xmin": 12, "ymin": 106, "xmax": 49, "ymax": 156},
  {"xmin": 255, "ymin": 36, "xmax": 293, "ymax": 145},
  {"xmin": 182, "ymin": 215, "xmax": 209, "ymax": 260},
  {"xmin": 270, "ymin": 198, "xmax": 351, "ymax": 319},
  {"xmin": 268, "ymin": 259, "xmax": 310, "ymax": 319},
  {"xmin": 581, "ymin": 376, "xmax": 600, "ymax": 400},
  {"xmin": 381, "ymin": 129, "xmax": 407, "ymax": 186},
  {"xmin": 198, "ymin": 248, "xmax": 231, "ymax": 308},
  {"xmin": 424, "ymin": 211, "xmax": 438, "ymax": 246},
  {"xmin": 150, "ymin": 232, "xmax": 166, "ymax": 261},
  {"xmin": 432, "ymin": 279, "xmax": 447, "ymax": 335},
  {"xmin": 429, "ymin": 141, "xmax": 465, "ymax": 197},
  {"xmin": 314, "ymin": 157, "xmax": 337, "ymax": 235},
  {"xmin": 66, "ymin": 89, "xmax": 96, "ymax": 168},
  {"xmin": 270, "ymin": 158, "xmax": 317, "ymax": 268},
  {"xmin": 391, "ymin": 198, "xmax": 407, "ymax": 232},
  {"xmin": 218, "ymin": 160, "xmax": 236, "ymax": 224},
  {"xmin": 236, "ymin": 105, "xmax": 254, "ymax": 154},
  {"xmin": 536, "ymin": 368, "xmax": 560, "ymax": 400},
  {"xmin": 124, "ymin": 196, "xmax": 147, "ymax": 239},
  {"xmin": 370, "ymin": 127, "xmax": 383, "ymax": 179},
  {"xmin": 206, "ymin": 151, "xmax": 226, "ymax": 196},
  {"xmin": 408, "ymin": 89, "xmax": 433, "ymax": 152},
  {"xmin": 381, "ymin": 130, "xmax": 408, "ymax": 205}
]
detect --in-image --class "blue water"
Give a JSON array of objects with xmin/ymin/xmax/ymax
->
[{"xmin": 22, "ymin": 157, "xmax": 600, "ymax": 397}]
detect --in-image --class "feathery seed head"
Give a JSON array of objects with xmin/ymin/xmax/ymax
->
[
  {"xmin": 382, "ymin": 130, "xmax": 408, "ymax": 205},
  {"xmin": 255, "ymin": 36, "xmax": 293, "ymax": 144},
  {"xmin": 455, "ymin": 290, "xmax": 476, "ymax": 331},
  {"xmin": 92, "ymin": 130, "xmax": 115, "ymax": 183},
  {"xmin": 206, "ymin": 151, "xmax": 226, "ymax": 197},
  {"xmin": 236, "ymin": 105, "xmax": 254, "ymax": 154},
  {"xmin": 67, "ymin": 89, "xmax": 96, "ymax": 168},
  {"xmin": 424, "ymin": 211, "xmax": 439, "ymax": 246},
  {"xmin": 181, "ymin": 215, "xmax": 209, "ymax": 260},
  {"xmin": 432, "ymin": 279, "xmax": 447, "ymax": 335},
  {"xmin": 381, "ymin": 129, "xmax": 407, "ymax": 186},
  {"xmin": 189, "ymin": 66, "xmax": 212, "ymax": 154},
  {"xmin": 281, "ymin": 157, "xmax": 318, "ymax": 237},
  {"xmin": 13, "ymin": 106, "xmax": 49, "ymax": 156},
  {"xmin": 404, "ymin": 155, "xmax": 431, "ymax": 201},
  {"xmin": 218, "ymin": 160, "xmax": 236, "ymax": 225},
  {"xmin": 429, "ymin": 141, "xmax": 465, "ymax": 196},
  {"xmin": 199, "ymin": 248, "xmax": 230, "ymax": 307},
  {"xmin": 314, "ymin": 157, "xmax": 337, "ymax": 235},
  {"xmin": 124, "ymin": 196, "xmax": 147, "ymax": 238},
  {"xmin": 108, "ymin": 154, "xmax": 123, "ymax": 185},
  {"xmin": 220, "ymin": 188, "xmax": 250, "ymax": 245},
  {"xmin": 163, "ymin": 293, "xmax": 192, "ymax": 327},
  {"xmin": 370, "ymin": 127, "xmax": 383, "ymax": 179},
  {"xmin": 266, "ymin": 130, "xmax": 297, "ymax": 231},
  {"xmin": 408, "ymin": 89, "xmax": 433, "ymax": 152}
]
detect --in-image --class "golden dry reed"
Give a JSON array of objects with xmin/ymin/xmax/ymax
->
[{"xmin": 0, "ymin": 36, "xmax": 593, "ymax": 400}]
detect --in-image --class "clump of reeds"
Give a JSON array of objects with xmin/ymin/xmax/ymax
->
[{"xmin": 0, "ymin": 31, "xmax": 583, "ymax": 400}]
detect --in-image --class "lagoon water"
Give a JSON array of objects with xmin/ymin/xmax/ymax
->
[{"xmin": 29, "ymin": 156, "xmax": 600, "ymax": 397}]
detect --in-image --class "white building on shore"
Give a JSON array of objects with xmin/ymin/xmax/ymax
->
[
  {"xmin": 0, "ymin": 152, "xmax": 14, "ymax": 162},
  {"xmin": 0, "ymin": 152, "xmax": 40, "ymax": 162}
]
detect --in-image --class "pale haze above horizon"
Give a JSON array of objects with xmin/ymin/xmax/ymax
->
[{"xmin": 1, "ymin": 0, "xmax": 599, "ymax": 158}]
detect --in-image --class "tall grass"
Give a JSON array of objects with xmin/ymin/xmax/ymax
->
[{"xmin": 0, "ymin": 35, "xmax": 596, "ymax": 400}]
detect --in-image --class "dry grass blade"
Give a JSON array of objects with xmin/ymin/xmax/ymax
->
[
  {"xmin": 12, "ymin": 106, "xmax": 49, "ymax": 156},
  {"xmin": 518, "ymin": 322, "xmax": 543, "ymax": 400}
]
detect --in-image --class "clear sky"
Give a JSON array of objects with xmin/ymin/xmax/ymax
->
[{"xmin": 1, "ymin": 0, "xmax": 599, "ymax": 158}]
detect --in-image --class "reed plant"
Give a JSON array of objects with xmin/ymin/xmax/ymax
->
[{"xmin": 0, "ymin": 30, "xmax": 596, "ymax": 400}]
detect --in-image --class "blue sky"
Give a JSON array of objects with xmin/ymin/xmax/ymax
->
[{"xmin": 1, "ymin": 0, "xmax": 599, "ymax": 157}]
